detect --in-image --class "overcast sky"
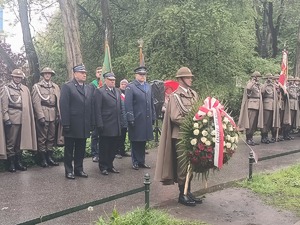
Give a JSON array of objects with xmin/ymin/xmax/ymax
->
[{"xmin": 3, "ymin": 3, "xmax": 58, "ymax": 53}]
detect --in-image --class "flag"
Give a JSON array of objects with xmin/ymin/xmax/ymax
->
[
  {"xmin": 278, "ymin": 49, "xmax": 288, "ymax": 87},
  {"xmin": 99, "ymin": 28, "xmax": 112, "ymax": 87}
]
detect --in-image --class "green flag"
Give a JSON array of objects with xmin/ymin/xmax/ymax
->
[{"xmin": 99, "ymin": 37, "xmax": 112, "ymax": 87}]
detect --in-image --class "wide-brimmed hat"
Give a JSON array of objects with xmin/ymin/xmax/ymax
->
[
  {"xmin": 11, "ymin": 69, "xmax": 25, "ymax": 78},
  {"xmin": 40, "ymin": 67, "xmax": 55, "ymax": 76},
  {"xmin": 250, "ymin": 71, "xmax": 262, "ymax": 77},
  {"xmin": 175, "ymin": 67, "xmax": 194, "ymax": 78}
]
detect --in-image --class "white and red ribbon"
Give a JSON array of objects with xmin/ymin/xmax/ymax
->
[{"xmin": 193, "ymin": 97, "xmax": 236, "ymax": 168}]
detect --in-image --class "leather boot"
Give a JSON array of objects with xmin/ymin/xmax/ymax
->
[
  {"xmin": 40, "ymin": 152, "xmax": 48, "ymax": 168},
  {"xmin": 46, "ymin": 151, "xmax": 59, "ymax": 166},
  {"xmin": 7, "ymin": 156, "xmax": 16, "ymax": 172},
  {"xmin": 178, "ymin": 184, "xmax": 196, "ymax": 206},
  {"xmin": 188, "ymin": 181, "xmax": 203, "ymax": 204},
  {"xmin": 15, "ymin": 153, "xmax": 27, "ymax": 171}
]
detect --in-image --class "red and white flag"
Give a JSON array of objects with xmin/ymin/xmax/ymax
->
[{"xmin": 278, "ymin": 49, "xmax": 288, "ymax": 88}]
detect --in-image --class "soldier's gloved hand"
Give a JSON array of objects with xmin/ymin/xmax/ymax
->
[
  {"xmin": 97, "ymin": 126, "xmax": 104, "ymax": 134},
  {"xmin": 38, "ymin": 117, "xmax": 46, "ymax": 127},
  {"xmin": 128, "ymin": 121, "xmax": 135, "ymax": 127},
  {"xmin": 63, "ymin": 126, "xmax": 71, "ymax": 133},
  {"xmin": 4, "ymin": 120, "xmax": 12, "ymax": 127}
]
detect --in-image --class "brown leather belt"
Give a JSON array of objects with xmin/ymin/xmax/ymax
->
[
  {"xmin": 8, "ymin": 105, "xmax": 22, "ymax": 110},
  {"xmin": 41, "ymin": 102, "xmax": 56, "ymax": 108}
]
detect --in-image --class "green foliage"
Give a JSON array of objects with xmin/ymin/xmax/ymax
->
[
  {"xmin": 96, "ymin": 208, "xmax": 208, "ymax": 225},
  {"xmin": 238, "ymin": 164, "xmax": 300, "ymax": 216}
]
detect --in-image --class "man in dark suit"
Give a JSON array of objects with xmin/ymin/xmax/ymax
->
[
  {"xmin": 125, "ymin": 66, "xmax": 156, "ymax": 170},
  {"xmin": 94, "ymin": 72, "xmax": 122, "ymax": 175},
  {"xmin": 60, "ymin": 64, "xmax": 94, "ymax": 179}
]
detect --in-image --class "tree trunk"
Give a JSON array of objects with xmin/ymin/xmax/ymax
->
[
  {"xmin": 17, "ymin": 0, "xmax": 40, "ymax": 85},
  {"xmin": 294, "ymin": 21, "xmax": 300, "ymax": 77},
  {"xmin": 100, "ymin": 0, "xmax": 113, "ymax": 50},
  {"xmin": 58, "ymin": 0, "xmax": 82, "ymax": 80}
]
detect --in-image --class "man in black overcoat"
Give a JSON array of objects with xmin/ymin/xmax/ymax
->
[
  {"xmin": 125, "ymin": 66, "xmax": 156, "ymax": 170},
  {"xmin": 60, "ymin": 64, "xmax": 94, "ymax": 179},
  {"xmin": 94, "ymin": 72, "xmax": 123, "ymax": 175}
]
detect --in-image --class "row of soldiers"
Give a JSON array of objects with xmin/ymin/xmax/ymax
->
[
  {"xmin": 238, "ymin": 71, "xmax": 300, "ymax": 146},
  {"xmin": 0, "ymin": 68, "xmax": 61, "ymax": 172}
]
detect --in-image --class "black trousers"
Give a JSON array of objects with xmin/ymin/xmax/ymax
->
[
  {"xmin": 91, "ymin": 128, "xmax": 99, "ymax": 157},
  {"xmin": 116, "ymin": 128, "xmax": 127, "ymax": 156},
  {"xmin": 131, "ymin": 141, "xmax": 146, "ymax": 166},
  {"xmin": 64, "ymin": 137, "xmax": 86, "ymax": 174},
  {"xmin": 98, "ymin": 136, "xmax": 119, "ymax": 171}
]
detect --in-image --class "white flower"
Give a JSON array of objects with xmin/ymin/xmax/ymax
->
[
  {"xmin": 235, "ymin": 135, "xmax": 239, "ymax": 143},
  {"xmin": 226, "ymin": 142, "xmax": 232, "ymax": 148},
  {"xmin": 203, "ymin": 119, "xmax": 208, "ymax": 124},
  {"xmin": 193, "ymin": 123, "xmax": 199, "ymax": 129},
  {"xmin": 88, "ymin": 206, "xmax": 94, "ymax": 212},
  {"xmin": 228, "ymin": 126, "xmax": 233, "ymax": 131},
  {"xmin": 201, "ymin": 137, "xmax": 207, "ymax": 143},
  {"xmin": 230, "ymin": 137, "xmax": 235, "ymax": 143},
  {"xmin": 212, "ymin": 137, "xmax": 216, "ymax": 142},
  {"xmin": 207, "ymin": 111, "xmax": 213, "ymax": 117},
  {"xmin": 202, "ymin": 130, "xmax": 208, "ymax": 136},
  {"xmin": 190, "ymin": 139, "xmax": 197, "ymax": 146},
  {"xmin": 226, "ymin": 135, "xmax": 231, "ymax": 141},
  {"xmin": 211, "ymin": 130, "xmax": 216, "ymax": 136},
  {"xmin": 205, "ymin": 141, "xmax": 211, "ymax": 146},
  {"xmin": 223, "ymin": 117, "xmax": 229, "ymax": 124},
  {"xmin": 193, "ymin": 129, "xmax": 200, "ymax": 136},
  {"xmin": 223, "ymin": 124, "xmax": 227, "ymax": 129}
]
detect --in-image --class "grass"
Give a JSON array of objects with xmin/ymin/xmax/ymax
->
[
  {"xmin": 238, "ymin": 164, "xmax": 300, "ymax": 215},
  {"xmin": 95, "ymin": 208, "xmax": 208, "ymax": 225}
]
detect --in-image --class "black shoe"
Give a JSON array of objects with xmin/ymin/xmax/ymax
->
[
  {"xmin": 178, "ymin": 194, "xmax": 196, "ymax": 206},
  {"xmin": 74, "ymin": 171, "xmax": 88, "ymax": 178},
  {"xmin": 47, "ymin": 151, "xmax": 59, "ymax": 166},
  {"xmin": 132, "ymin": 164, "xmax": 139, "ymax": 170},
  {"xmin": 269, "ymin": 138, "xmax": 275, "ymax": 143},
  {"xmin": 66, "ymin": 173, "xmax": 75, "ymax": 179},
  {"xmin": 7, "ymin": 156, "xmax": 16, "ymax": 173},
  {"xmin": 138, "ymin": 163, "xmax": 151, "ymax": 169},
  {"xmin": 261, "ymin": 138, "xmax": 270, "ymax": 144},
  {"xmin": 187, "ymin": 192, "xmax": 203, "ymax": 204},
  {"xmin": 145, "ymin": 150, "xmax": 149, "ymax": 154},
  {"xmin": 246, "ymin": 140, "xmax": 255, "ymax": 146},
  {"xmin": 101, "ymin": 170, "xmax": 109, "ymax": 175},
  {"xmin": 108, "ymin": 167, "xmax": 120, "ymax": 173}
]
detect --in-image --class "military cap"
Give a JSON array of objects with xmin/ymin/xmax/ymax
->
[
  {"xmin": 120, "ymin": 79, "xmax": 128, "ymax": 84},
  {"xmin": 73, "ymin": 63, "xmax": 87, "ymax": 73},
  {"xmin": 134, "ymin": 66, "xmax": 147, "ymax": 75},
  {"xmin": 288, "ymin": 76, "xmax": 296, "ymax": 81},
  {"xmin": 11, "ymin": 69, "xmax": 25, "ymax": 78},
  {"xmin": 263, "ymin": 73, "xmax": 273, "ymax": 79},
  {"xmin": 175, "ymin": 67, "xmax": 194, "ymax": 78},
  {"xmin": 103, "ymin": 72, "xmax": 116, "ymax": 80},
  {"xmin": 272, "ymin": 74, "xmax": 280, "ymax": 79},
  {"xmin": 40, "ymin": 67, "xmax": 55, "ymax": 76},
  {"xmin": 250, "ymin": 71, "xmax": 262, "ymax": 77}
]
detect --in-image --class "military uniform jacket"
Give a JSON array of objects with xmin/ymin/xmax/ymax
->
[
  {"xmin": 94, "ymin": 85, "xmax": 122, "ymax": 137},
  {"xmin": 32, "ymin": 80, "xmax": 61, "ymax": 122},
  {"xmin": 59, "ymin": 79, "xmax": 94, "ymax": 139},
  {"xmin": 125, "ymin": 80, "xmax": 156, "ymax": 141},
  {"xmin": 287, "ymin": 84, "xmax": 300, "ymax": 128},
  {"xmin": 238, "ymin": 80, "xmax": 264, "ymax": 130},
  {"xmin": 155, "ymin": 86, "xmax": 198, "ymax": 185},
  {"xmin": 1, "ymin": 82, "xmax": 37, "ymax": 151},
  {"xmin": 0, "ymin": 88, "xmax": 6, "ymax": 159}
]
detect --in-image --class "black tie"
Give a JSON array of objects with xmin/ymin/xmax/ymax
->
[{"xmin": 111, "ymin": 88, "xmax": 115, "ymax": 95}]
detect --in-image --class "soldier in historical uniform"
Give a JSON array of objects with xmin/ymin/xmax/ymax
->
[
  {"xmin": 125, "ymin": 66, "xmax": 156, "ymax": 170},
  {"xmin": 94, "ymin": 72, "xmax": 123, "ymax": 175},
  {"xmin": 260, "ymin": 73, "xmax": 280, "ymax": 143},
  {"xmin": 60, "ymin": 64, "xmax": 94, "ymax": 179},
  {"xmin": 238, "ymin": 71, "xmax": 264, "ymax": 146},
  {"xmin": 0, "ymin": 88, "xmax": 7, "ymax": 160},
  {"xmin": 155, "ymin": 67, "xmax": 202, "ymax": 207},
  {"xmin": 1, "ymin": 69, "xmax": 37, "ymax": 172},
  {"xmin": 285, "ymin": 77, "xmax": 300, "ymax": 139},
  {"xmin": 32, "ymin": 67, "xmax": 60, "ymax": 167}
]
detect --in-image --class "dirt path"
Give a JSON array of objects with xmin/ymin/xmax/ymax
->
[{"xmin": 158, "ymin": 187, "xmax": 299, "ymax": 225}]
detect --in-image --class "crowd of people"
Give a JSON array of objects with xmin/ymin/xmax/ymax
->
[
  {"xmin": 238, "ymin": 71, "xmax": 300, "ymax": 145},
  {"xmin": 0, "ymin": 64, "xmax": 156, "ymax": 179}
]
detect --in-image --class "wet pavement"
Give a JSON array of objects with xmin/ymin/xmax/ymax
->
[{"xmin": 1, "ymin": 134, "xmax": 300, "ymax": 225}]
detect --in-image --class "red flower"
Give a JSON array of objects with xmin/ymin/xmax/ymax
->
[
  {"xmin": 207, "ymin": 153, "xmax": 213, "ymax": 159},
  {"xmin": 194, "ymin": 150, "xmax": 200, "ymax": 156},
  {"xmin": 197, "ymin": 143, "xmax": 205, "ymax": 151},
  {"xmin": 207, "ymin": 146, "xmax": 213, "ymax": 152},
  {"xmin": 187, "ymin": 151, "xmax": 193, "ymax": 158},
  {"xmin": 200, "ymin": 156, "xmax": 207, "ymax": 161},
  {"xmin": 191, "ymin": 157, "xmax": 198, "ymax": 164}
]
